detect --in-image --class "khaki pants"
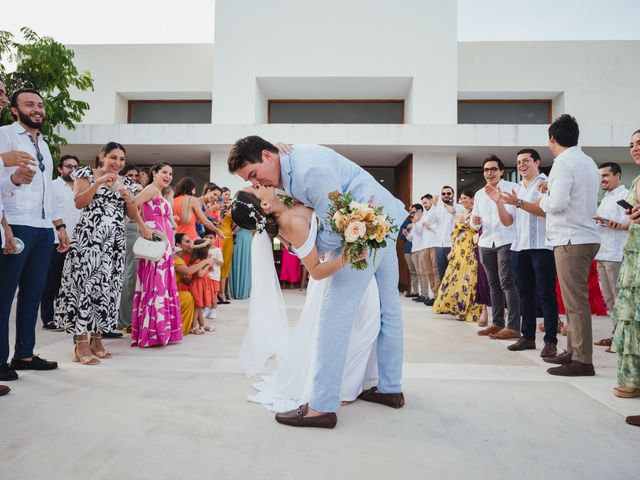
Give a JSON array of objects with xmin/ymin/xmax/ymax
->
[
  {"xmin": 597, "ymin": 260, "xmax": 622, "ymax": 327},
  {"xmin": 404, "ymin": 252, "xmax": 419, "ymax": 294},
  {"xmin": 414, "ymin": 249, "xmax": 430, "ymax": 296},
  {"xmin": 555, "ymin": 243, "xmax": 600, "ymax": 364},
  {"xmin": 420, "ymin": 247, "xmax": 440, "ymax": 296}
]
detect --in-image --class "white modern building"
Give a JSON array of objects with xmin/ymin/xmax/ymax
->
[{"xmin": 61, "ymin": 0, "xmax": 640, "ymax": 205}]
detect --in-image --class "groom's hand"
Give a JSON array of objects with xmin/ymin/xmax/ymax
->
[{"xmin": 275, "ymin": 142, "xmax": 293, "ymax": 155}]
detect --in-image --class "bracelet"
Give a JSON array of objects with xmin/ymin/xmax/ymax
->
[{"xmin": 55, "ymin": 223, "xmax": 67, "ymax": 230}]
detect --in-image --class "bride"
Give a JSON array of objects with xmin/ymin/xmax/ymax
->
[{"xmin": 231, "ymin": 186, "xmax": 381, "ymax": 412}]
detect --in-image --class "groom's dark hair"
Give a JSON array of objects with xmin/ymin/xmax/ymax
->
[{"xmin": 228, "ymin": 136, "xmax": 279, "ymax": 173}]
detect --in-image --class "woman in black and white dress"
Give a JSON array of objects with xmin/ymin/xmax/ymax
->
[{"xmin": 54, "ymin": 142, "xmax": 152, "ymax": 365}]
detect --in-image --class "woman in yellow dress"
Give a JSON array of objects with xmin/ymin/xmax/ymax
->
[
  {"xmin": 219, "ymin": 187, "xmax": 235, "ymax": 303},
  {"xmin": 433, "ymin": 189, "xmax": 488, "ymax": 323}
]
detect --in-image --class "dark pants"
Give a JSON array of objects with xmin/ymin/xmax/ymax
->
[
  {"xmin": 40, "ymin": 247, "xmax": 67, "ymax": 325},
  {"xmin": 435, "ymin": 247, "xmax": 451, "ymax": 279},
  {"xmin": 0, "ymin": 225, "xmax": 54, "ymax": 364},
  {"xmin": 512, "ymin": 249, "xmax": 558, "ymax": 344},
  {"xmin": 479, "ymin": 244, "xmax": 520, "ymax": 330}
]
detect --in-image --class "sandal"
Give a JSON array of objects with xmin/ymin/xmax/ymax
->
[
  {"xmin": 203, "ymin": 325, "xmax": 215, "ymax": 332},
  {"xmin": 594, "ymin": 337, "xmax": 612, "ymax": 347},
  {"xmin": 90, "ymin": 334, "xmax": 112, "ymax": 359},
  {"xmin": 190, "ymin": 326, "xmax": 205, "ymax": 335},
  {"xmin": 613, "ymin": 386, "xmax": 640, "ymax": 398},
  {"xmin": 74, "ymin": 339, "xmax": 100, "ymax": 365}
]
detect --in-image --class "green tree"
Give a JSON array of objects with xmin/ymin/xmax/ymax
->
[{"xmin": 0, "ymin": 27, "xmax": 94, "ymax": 161}]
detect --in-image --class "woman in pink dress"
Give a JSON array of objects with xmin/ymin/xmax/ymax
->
[
  {"xmin": 131, "ymin": 163, "xmax": 183, "ymax": 347},
  {"xmin": 279, "ymin": 245, "xmax": 302, "ymax": 287}
]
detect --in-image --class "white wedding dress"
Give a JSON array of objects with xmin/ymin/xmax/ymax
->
[{"xmin": 240, "ymin": 214, "xmax": 380, "ymax": 412}]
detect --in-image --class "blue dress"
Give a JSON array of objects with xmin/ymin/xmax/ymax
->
[{"xmin": 230, "ymin": 228, "xmax": 253, "ymax": 299}]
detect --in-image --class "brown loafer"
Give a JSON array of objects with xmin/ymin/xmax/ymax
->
[
  {"xmin": 275, "ymin": 404, "xmax": 337, "ymax": 429},
  {"xmin": 626, "ymin": 415, "xmax": 640, "ymax": 427},
  {"xmin": 0, "ymin": 384, "xmax": 10, "ymax": 396},
  {"xmin": 540, "ymin": 343, "xmax": 558, "ymax": 358},
  {"xmin": 507, "ymin": 338, "xmax": 535, "ymax": 351},
  {"xmin": 543, "ymin": 351, "xmax": 572, "ymax": 365},
  {"xmin": 547, "ymin": 361, "xmax": 595, "ymax": 377},
  {"xmin": 477, "ymin": 324, "xmax": 502, "ymax": 336},
  {"xmin": 358, "ymin": 386, "xmax": 405, "ymax": 409},
  {"xmin": 489, "ymin": 328, "xmax": 521, "ymax": 340}
]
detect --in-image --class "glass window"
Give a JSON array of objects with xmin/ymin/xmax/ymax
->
[
  {"xmin": 128, "ymin": 101, "xmax": 212, "ymax": 124},
  {"xmin": 269, "ymin": 101, "xmax": 403, "ymax": 124},
  {"xmin": 458, "ymin": 101, "xmax": 550, "ymax": 124}
]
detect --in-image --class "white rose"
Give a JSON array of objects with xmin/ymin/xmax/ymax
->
[{"xmin": 344, "ymin": 221, "xmax": 367, "ymax": 243}]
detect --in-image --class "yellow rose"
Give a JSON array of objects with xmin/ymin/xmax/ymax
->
[
  {"xmin": 333, "ymin": 211, "xmax": 348, "ymax": 230},
  {"xmin": 374, "ymin": 225, "xmax": 386, "ymax": 243},
  {"xmin": 351, "ymin": 210, "xmax": 367, "ymax": 221}
]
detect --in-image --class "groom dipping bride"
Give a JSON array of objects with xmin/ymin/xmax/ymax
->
[{"xmin": 228, "ymin": 136, "xmax": 408, "ymax": 429}]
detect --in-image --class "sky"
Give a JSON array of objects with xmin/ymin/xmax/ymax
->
[{"xmin": 2, "ymin": 0, "xmax": 639, "ymax": 45}]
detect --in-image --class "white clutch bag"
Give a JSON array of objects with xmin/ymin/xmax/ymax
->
[{"xmin": 133, "ymin": 231, "xmax": 167, "ymax": 263}]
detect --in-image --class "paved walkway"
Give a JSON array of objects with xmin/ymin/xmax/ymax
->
[{"xmin": 2, "ymin": 292, "xmax": 639, "ymax": 480}]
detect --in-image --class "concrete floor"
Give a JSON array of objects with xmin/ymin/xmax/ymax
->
[{"xmin": 1, "ymin": 292, "xmax": 639, "ymax": 480}]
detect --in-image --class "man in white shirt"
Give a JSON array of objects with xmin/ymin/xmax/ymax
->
[
  {"xmin": 398, "ymin": 204, "xmax": 421, "ymax": 297},
  {"xmin": 425, "ymin": 185, "xmax": 463, "ymax": 279},
  {"xmin": 594, "ymin": 162, "xmax": 630, "ymax": 347},
  {"xmin": 0, "ymin": 88, "xmax": 68, "ymax": 382},
  {"xmin": 419, "ymin": 193, "xmax": 440, "ymax": 303},
  {"xmin": 40, "ymin": 154, "xmax": 82, "ymax": 330},
  {"xmin": 485, "ymin": 149, "xmax": 559, "ymax": 357},
  {"xmin": 539, "ymin": 114, "xmax": 600, "ymax": 377},
  {"xmin": 471, "ymin": 155, "xmax": 521, "ymax": 340},
  {"xmin": 403, "ymin": 204, "xmax": 430, "ymax": 303}
]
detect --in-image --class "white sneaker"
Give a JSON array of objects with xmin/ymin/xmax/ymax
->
[
  {"xmin": 202, "ymin": 307, "xmax": 211, "ymax": 318},
  {"xmin": 207, "ymin": 309, "xmax": 217, "ymax": 319}
]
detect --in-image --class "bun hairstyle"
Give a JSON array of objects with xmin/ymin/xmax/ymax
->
[
  {"xmin": 148, "ymin": 162, "xmax": 171, "ymax": 185},
  {"xmin": 231, "ymin": 190, "xmax": 279, "ymax": 238},
  {"xmin": 97, "ymin": 142, "xmax": 126, "ymax": 167}
]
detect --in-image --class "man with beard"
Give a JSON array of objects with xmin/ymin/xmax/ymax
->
[
  {"xmin": 40, "ymin": 154, "xmax": 82, "ymax": 330},
  {"xmin": 0, "ymin": 88, "xmax": 68, "ymax": 384}
]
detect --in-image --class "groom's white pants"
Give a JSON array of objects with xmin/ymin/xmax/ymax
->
[{"xmin": 310, "ymin": 240, "xmax": 403, "ymax": 413}]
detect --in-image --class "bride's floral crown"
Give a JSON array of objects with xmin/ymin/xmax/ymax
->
[{"xmin": 233, "ymin": 199, "xmax": 267, "ymax": 233}]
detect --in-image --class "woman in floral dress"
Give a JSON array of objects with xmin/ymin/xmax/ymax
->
[
  {"xmin": 54, "ymin": 142, "xmax": 152, "ymax": 364},
  {"xmin": 433, "ymin": 189, "xmax": 488, "ymax": 323},
  {"xmin": 131, "ymin": 163, "xmax": 183, "ymax": 347},
  {"xmin": 611, "ymin": 128, "xmax": 640, "ymax": 401}
]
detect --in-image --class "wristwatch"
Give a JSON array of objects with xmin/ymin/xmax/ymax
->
[
  {"xmin": 55, "ymin": 223, "xmax": 67, "ymax": 230},
  {"xmin": 516, "ymin": 199, "xmax": 525, "ymax": 209}
]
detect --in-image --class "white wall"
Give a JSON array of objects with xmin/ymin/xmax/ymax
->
[
  {"xmin": 68, "ymin": 44, "xmax": 214, "ymax": 123},
  {"xmin": 213, "ymin": 0, "xmax": 457, "ymax": 125},
  {"xmin": 458, "ymin": 41, "xmax": 639, "ymax": 125},
  {"xmin": 210, "ymin": 152, "xmax": 249, "ymax": 194},
  {"xmin": 412, "ymin": 153, "xmax": 457, "ymax": 204}
]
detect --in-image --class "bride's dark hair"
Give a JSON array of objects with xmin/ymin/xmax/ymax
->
[{"xmin": 231, "ymin": 190, "xmax": 279, "ymax": 238}]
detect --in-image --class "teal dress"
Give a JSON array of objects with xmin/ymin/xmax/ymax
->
[
  {"xmin": 612, "ymin": 175, "xmax": 640, "ymax": 388},
  {"xmin": 230, "ymin": 228, "xmax": 253, "ymax": 299}
]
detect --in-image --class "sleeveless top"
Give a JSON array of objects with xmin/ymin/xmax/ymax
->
[{"xmin": 291, "ymin": 212, "xmax": 318, "ymax": 259}]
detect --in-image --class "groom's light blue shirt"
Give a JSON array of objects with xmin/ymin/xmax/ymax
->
[{"xmin": 280, "ymin": 145, "xmax": 408, "ymax": 253}]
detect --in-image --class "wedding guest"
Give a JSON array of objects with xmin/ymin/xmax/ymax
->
[
  {"xmin": 203, "ymin": 228, "xmax": 223, "ymax": 319},
  {"xmin": 173, "ymin": 176, "xmax": 219, "ymax": 240},
  {"xmin": 54, "ymin": 142, "xmax": 153, "ymax": 365},
  {"xmin": 219, "ymin": 187, "xmax": 235, "ymax": 303},
  {"xmin": 539, "ymin": 114, "xmax": 600, "ymax": 377},
  {"xmin": 434, "ymin": 189, "xmax": 489, "ymax": 323},
  {"xmin": 279, "ymin": 244, "xmax": 302, "ymax": 288},
  {"xmin": 0, "ymin": 88, "xmax": 67, "ymax": 382},
  {"xmin": 398, "ymin": 206, "xmax": 419, "ymax": 297},
  {"xmin": 231, "ymin": 225, "xmax": 253, "ymax": 299},
  {"xmin": 611, "ymin": 129, "xmax": 640, "ymax": 398},
  {"xmin": 40, "ymin": 154, "xmax": 81, "ymax": 330},
  {"xmin": 402, "ymin": 204, "xmax": 429, "ymax": 303},
  {"xmin": 419, "ymin": 194, "xmax": 440, "ymax": 303},
  {"xmin": 425, "ymin": 185, "xmax": 463, "ymax": 278},
  {"xmin": 118, "ymin": 163, "xmax": 143, "ymax": 333},
  {"xmin": 138, "ymin": 169, "xmax": 149, "ymax": 187},
  {"xmin": 471, "ymin": 154, "xmax": 521, "ymax": 340},
  {"xmin": 593, "ymin": 162, "xmax": 630, "ymax": 348},
  {"xmin": 485, "ymin": 148, "xmax": 559, "ymax": 357},
  {"xmin": 173, "ymin": 233, "xmax": 209, "ymax": 336},
  {"xmin": 131, "ymin": 162, "xmax": 182, "ymax": 348},
  {"xmin": 188, "ymin": 238, "xmax": 216, "ymax": 334},
  {"xmin": 196, "ymin": 182, "xmax": 222, "ymax": 237}
]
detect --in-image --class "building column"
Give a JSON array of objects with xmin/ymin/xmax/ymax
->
[
  {"xmin": 210, "ymin": 151, "xmax": 249, "ymax": 193},
  {"xmin": 411, "ymin": 153, "xmax": 457, "ymax": 204}
]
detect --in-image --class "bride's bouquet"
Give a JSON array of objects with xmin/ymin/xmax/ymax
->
[{"xmin": 327, "ymin": 190, "xmax": 398, "ymax": 270}]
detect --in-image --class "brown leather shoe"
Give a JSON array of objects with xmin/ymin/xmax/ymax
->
[
  {"xmin": 0, "ymin": 384, "xmax": 10, "ymax": 396},
  {"xmin": 540, "ymin": 343, "xmax": 558, "ymax": 358},
  {"xmin": 547, "ymin": 361, "xmax": 595, "ymax": 377},
  {"xmin": 358, "ymin": 386, "xmax": 405, "ymax": 408},
  {"xmin": 489, "ymin": 328, "xmax": 521, "ymax": 340},
  {"xmin": 275, "ymin": 404, "xmax": 337, "ymax": 429},
  {"xmin": 543, "ymin": 351, "xmax": 572, "ymax": 364},
  {"xmin": 477, "ymin": 324, "xmax": 502, "ymax": 336},
  {"xmin": 626, "ymin": 415, "xmax": 640, "ymax": 427},
  {"xmin": 507, "ymin": 337, "xmax": 535, "ymax": 351}
]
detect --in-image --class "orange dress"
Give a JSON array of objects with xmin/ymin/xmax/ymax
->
[
  {"xmin": 188, "ymin": 259, "xmax": 215, "ymax": 308},
  {"xmin": 174, "ymin": 195, "xmax": 199, "ymax": 240}
]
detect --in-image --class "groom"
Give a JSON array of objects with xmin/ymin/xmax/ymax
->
[{"xmin": 228, "ymin": 136, "xmax": 407, "ymax": 428}]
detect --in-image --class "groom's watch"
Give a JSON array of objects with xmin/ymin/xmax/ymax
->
[{"xmin": 516, "ymin": 199, "xmax": 525, "ymax": 209}]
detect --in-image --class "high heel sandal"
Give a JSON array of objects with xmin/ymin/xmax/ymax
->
[
  {"xmin": 74, "ymin": 339, "xmax": 100, "ymax": 365},
  {"xmin": 190, "ymin": 326, "xmax": 205, "ymax": 335},
  {"xmin": 90, "ymin": 333, "xmax": 112, "ymax": 359}
]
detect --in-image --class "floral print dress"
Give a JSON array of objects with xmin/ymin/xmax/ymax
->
[
  {"xmin": 55, "ymin": 166, "xmax": 138, "ymax": 334},
  {"xmin": 433, "ymin": 214, "xmax": 483, "ymax": 322},
  {"xmin": 611, "ymin": 175, "xmax": 640, "ymax": 388}
]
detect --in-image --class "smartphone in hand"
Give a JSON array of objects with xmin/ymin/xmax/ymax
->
[{"xmin": 617, "ymin": 199, "xmax": 634, "ymax": 211}]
